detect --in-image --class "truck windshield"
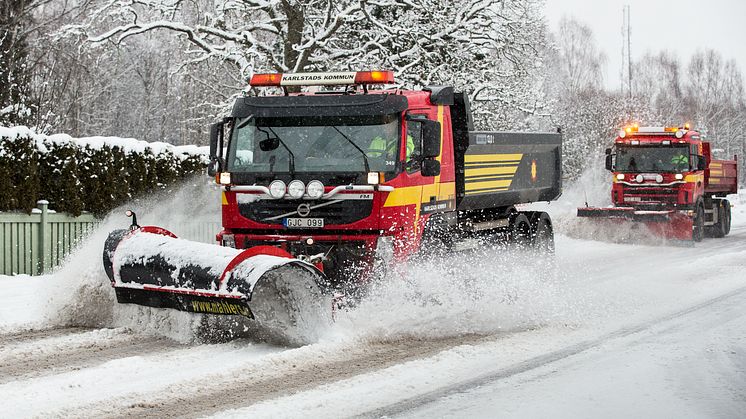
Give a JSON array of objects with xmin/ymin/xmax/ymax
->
[
  {"xmin": 615, "ymin": 145, "xmax": 690, "ymax": 173},
  {"xmin": 227, "ymin": 114, "xmax": 400, "ymax": 173}
]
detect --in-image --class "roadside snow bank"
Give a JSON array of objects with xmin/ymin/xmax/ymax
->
[{"xmin": 0, "ymin": 275, "xmax": 57, "ymax": 331}]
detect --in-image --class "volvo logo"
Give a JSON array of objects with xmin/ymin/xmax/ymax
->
[{"xmin": 297, "ymin": 203, "xmax": 311, "ymax": 217}]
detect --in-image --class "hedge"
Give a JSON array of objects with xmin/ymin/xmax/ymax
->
[{"xmin": 0, "ymin": 126, "xmax": 208, "ymax": 216}]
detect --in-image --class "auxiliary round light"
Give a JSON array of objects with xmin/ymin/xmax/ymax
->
[
  {"xmin": 655, "ymin": 174, "xmax": 664, "ymax": 183},
  {"xmin": 635, "ymin": 174, "xmax": 644, "ymax": 183},
  {"xmin": 675, "ymin": 129, "xmax": 685, "ymax": 139},
  {"xmin": 306, "ymin": 180, "xmax": 325, "ymax": 199},
  {"xmin": 618, "ymin": 129, "xmax": 626, "ymax": 138},
  {"xmin": 268, "ymin": 180, "xmax": 286, "ymax": 199},
  {"xmin": 287, "ymin": 180, "xmax": 306, "ymax": 199}
]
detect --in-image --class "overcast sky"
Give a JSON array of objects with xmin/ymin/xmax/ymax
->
[{"xmin": 543, "ymin": 0, "xmax": 746, "ymax": 90}]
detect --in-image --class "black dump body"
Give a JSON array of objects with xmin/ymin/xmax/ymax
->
[
  {"xmin": 448, "ymin": 92, "xmax": 562, "ymax": 211},
  {"xmin": 455, "ymin": 131, "xmax": 562, "ymax": 211}
]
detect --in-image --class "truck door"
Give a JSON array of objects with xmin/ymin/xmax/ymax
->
[
  {"xmin": 404, "ymin": 111, "xmax": 436, "ymax": 205},
  {"xmin": 404, "ymin": 107, "xmax": 455, "ymax": 216}
]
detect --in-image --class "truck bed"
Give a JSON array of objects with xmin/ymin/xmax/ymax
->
[
  {"xmin": 456, "ymin": 131, "xmax": 562, "ymax": 211},
  {"xmin": 706, "ymin": 159, "xmax": 738, "ymax": 195}
]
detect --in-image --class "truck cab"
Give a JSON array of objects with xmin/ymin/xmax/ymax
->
[
  {"xmin": 608, "ymin": 125, "xmax": 709, "ymax": 210},
  {"xmin": 209, "ymin": 71, "xmax": 562, "ymax": 285},
  {"xmin": 581, "ymin": 124, "xmax": 738, "ymax": 241}
]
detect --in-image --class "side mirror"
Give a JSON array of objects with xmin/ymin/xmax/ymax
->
[
  {"xmin": 605, "ymin": 148, "xmax": 612, "ymax": 155},
  {"xmin": 208, "ymin": 122, "xmax": 224, "ymax": 176},
  {"xmin": 421, "ymin": 159, "xmax": 441, "ymax": 177},
  {"xmin": 259, "ymin": 137, "xmax": 280, "ymax": 151},
  {"xmin": 605, "ymin": 154, "xmax": 613, "ymax": 171},
  {"xmin": 421, "ymin": 120, "xmax": 441, "ymax": 158},
  {"xmin": 207, "ymin": 159, "xmax": 220, "ymax": 177}
]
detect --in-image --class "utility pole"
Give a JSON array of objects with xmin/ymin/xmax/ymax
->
[{"xmin": 621, "ymin": 5, "xmax": 632, "ymax": 98}]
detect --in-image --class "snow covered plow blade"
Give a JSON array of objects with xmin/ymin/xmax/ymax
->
[
  {"xmin": 577, "ymin": 207, "xmax": 694, "ymax": 241},
  {"xmin": 102, "ymin": 226, "xmax": 331, "ymax": 333}
]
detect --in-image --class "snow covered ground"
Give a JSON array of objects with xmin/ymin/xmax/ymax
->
[{"xmin": 1, "ymin": 187, "xmax": 745, "ymax": 418}]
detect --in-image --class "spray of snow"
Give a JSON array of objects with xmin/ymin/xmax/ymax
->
[
  {"xmin": 324, "ymin": 245, "xmax": 585, "ymax": 344},
  {"xmin": 38, "ymin": 177, "xmax": 222, "ymax": 343}
]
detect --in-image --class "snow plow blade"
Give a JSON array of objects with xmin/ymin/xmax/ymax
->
[
  {"xmin": 577, "ymin": 207, "xmax": 694, "ymax": 241},
  {"xmin": 103, "ymin": 226, "xmax": 331, "ymax": 333}
]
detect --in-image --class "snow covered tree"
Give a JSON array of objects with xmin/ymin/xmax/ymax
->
[
  {"xmin": 0, "ymin": 0, "xmax": 36, "ymax": 125},
  {"xmin": 632, "ymin": 50, "xmax": 684, "ymax": 122},
  {"xmin": 73, "ymin": 0, "xmax": 546, "ymax": 130},
  {"xmin": 553, "ymin": 16, "xmax": 605, "ymax": 97},
  {"xmin": 545, "ymin": 16, "xmax": 623, "ymax": 179}
]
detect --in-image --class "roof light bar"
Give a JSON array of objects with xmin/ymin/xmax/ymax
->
[{"xmin": 249, "ymin": 70, "xmax": 395, "ymax": 87}]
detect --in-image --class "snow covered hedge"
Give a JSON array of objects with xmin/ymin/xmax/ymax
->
[{"xmin": 0, "ymin": 126, "xmax": 208, "ymax": 216}]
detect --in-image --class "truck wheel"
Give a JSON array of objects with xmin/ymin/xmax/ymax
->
[
  {"xmin": 420, "ymin": 215, "xmax": 453, "ymax": 255},
  {"xmin": 510, "ymin": 213, "xmax": 532, "ymax": 247},
  {"xmin": 531, "ymin": 212, "xmax": 555, "ymax": 253},
  {"xmin": 722, "ymin": 199, "xmax": 731, "ymax": 236},
  {"xmin": 693, "ymin": 203, "xmax": 705, "ymax": 242},
  {"xmin": 709, "ymin": 200, "xmax": 726, "ymax": 238}
]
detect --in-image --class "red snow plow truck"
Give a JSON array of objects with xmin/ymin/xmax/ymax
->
[
  {"xmin": 103, "ymin": 70, "xmax": 562, "ymax": 334},
  {"xmin": 578, "ymin": 125, "xmax": 738, "ymax": 242}
]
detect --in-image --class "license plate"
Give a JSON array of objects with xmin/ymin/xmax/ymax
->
[
  {"xmin": 624, "ymin": 196, "xmax": 642, "ymax": 202},
  {"xmin": 283, "ymin": 218, "xmax": 324, "ymax": 228}
]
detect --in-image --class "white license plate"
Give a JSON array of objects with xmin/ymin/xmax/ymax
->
[
  {"xmin": 624, "ymin": 196, "xmax": 642, "ymax": 202},
  {"xmin": 283, "ymin": 218, "xmax": 324, "ymax": 228}
]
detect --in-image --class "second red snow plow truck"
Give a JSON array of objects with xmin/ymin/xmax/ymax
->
[
  {"xmin": 578, "ymin": 125, "xmax": 738, "ymax": 242},
  {"xmin": 103, "ymin": 70, "xmax": 562, "ymax": 334}
]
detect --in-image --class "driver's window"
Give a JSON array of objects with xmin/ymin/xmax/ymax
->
[{"xmin": 406, "ymin": 116, "xmax": 424, "ymax": 173}]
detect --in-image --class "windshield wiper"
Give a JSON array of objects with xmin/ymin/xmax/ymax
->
[
  {"xmin": 235, "ymin": 115, "xmax": 254, "ymax": 130},
  {"xmin": 258, "ymin": 126, "xmax": 296, "ymax": 175},
  {"xmin": 330, "ymin": 126, "xmax": 371, "ymax": 173}
]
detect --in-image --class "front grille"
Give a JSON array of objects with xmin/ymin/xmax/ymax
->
[
  {"xmin": 623, "ymin": 187, "xmax": 679, "ymax": 203},
  {"xmin": 239, "ymin": 199, "xmax": 373, "ymax": 225}
]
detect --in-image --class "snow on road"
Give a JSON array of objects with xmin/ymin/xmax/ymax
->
[
  {"xmin": 404, "ymin": 287, "xmax": 746, "ymax": 419},
  {"xmin": 1, "ymin": 188, "xmax": 745, "ymax": 418}
]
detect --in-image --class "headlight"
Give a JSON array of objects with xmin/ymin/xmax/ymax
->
[
  {"xmin": 219, "ymin": 172, "xmax": 231, "ymax": 185},
  {"xmin": 616, "ymin": 173, "xmax": 625, "ymax": 180},
  {"xmin": 635, "ymin": 174, "xmax": 644, "ymax": 183},
  {"xmin": 288, "ymin": 180, "xmax": 305, "ymax": 199},
  {"xmin": 655, "ymin": 174, "xmax": 663, "ymax": 183},
  {"xmin": 268, "ymin": 180, "xmax": 286, "ymax": 199},
  {"xmin": 675, "ymin": 173, "xmax": 684, "ymax": 180},
  {"xmin": 221, "ymin": 234, "xmax": 235, "ymax": 248},
  {"xmin": 618, "ymin": 129, "xmax": 626, "ymax": 138},
  {"xmin": 306, "ymin": 180, "xmax": 325, "ymax": 199}
]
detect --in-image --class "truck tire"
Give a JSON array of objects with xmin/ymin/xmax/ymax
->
[
  {"xmin": 531, "ymin": 212, "xmax": 555, "ymax": 253},
  {"xmin": 722, "ymin": 199, "xmax": 731, "ymax": 236},
  {"xmin": 693, "ymin": 202, "xmax": 705, "ymax": 242},
  {"xmin": 420, "ymin": 214, "xmax": 453, "ymax": 255},
  {"xmin": 510, "ymin": 213, "xmax": 532, "ymax": 247},
  {"xmin": 709, "ymin": 200, "xmax": 727, "ymax": 238}
]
